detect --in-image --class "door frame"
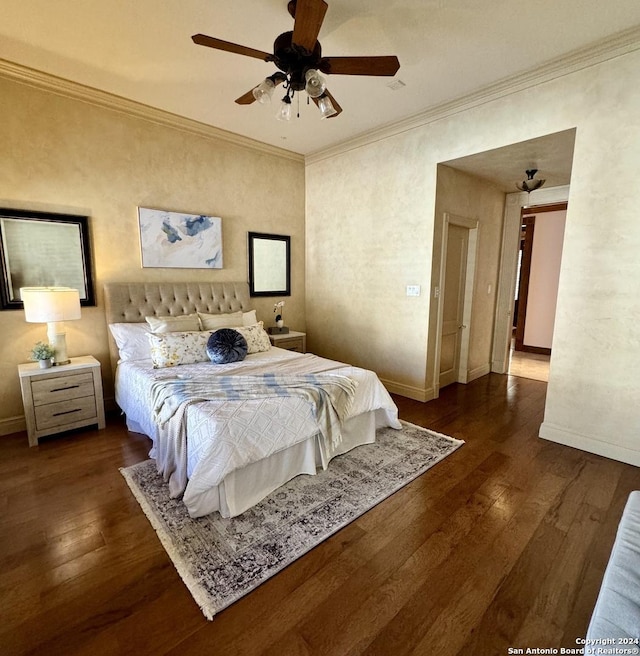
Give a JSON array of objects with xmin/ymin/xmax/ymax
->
[
  {"xmin": 433, "ymin": 212, "xmax": 479, "ymax": 396},
  {"xmin": 491, "ymin": 186, "xmax": 570, "ymax": 373}
]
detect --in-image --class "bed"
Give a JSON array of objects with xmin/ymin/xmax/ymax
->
[{"xmin": 105, "ymin": 282, "xmax": 401, "ymax": 518}]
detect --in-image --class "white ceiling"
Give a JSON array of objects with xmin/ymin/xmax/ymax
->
[{"xmin": 1, "ymin": 1, "xmax": 639, "ymax": 183}]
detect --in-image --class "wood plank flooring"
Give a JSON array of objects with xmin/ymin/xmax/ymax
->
[{"xmin": 1, "ymin": 373, "xmax": 638, "ymax": 656}]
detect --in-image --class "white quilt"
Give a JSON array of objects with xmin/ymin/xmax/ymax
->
[{"xmin": 115, "ymin": 348, "xmax": 401, "ymax": 513}]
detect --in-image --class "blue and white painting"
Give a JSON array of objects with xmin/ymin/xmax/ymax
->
[{"xmin": 138, "ymin": 208, "xmax": 223, "ymax": 269}]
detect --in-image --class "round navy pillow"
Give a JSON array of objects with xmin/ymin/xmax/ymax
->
[{"xmin": 206, "ymin": 329, "xmax": 248, "ymax": 364}]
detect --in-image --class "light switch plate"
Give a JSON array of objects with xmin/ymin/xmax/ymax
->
[{"xmin": 406, "ymin": 285, "xmax": 421, "ymax": 297}]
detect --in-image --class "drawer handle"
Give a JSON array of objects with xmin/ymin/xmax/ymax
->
[
  {"xmin": 52, "ymin": 408, "xmax": 82, "ymax": 417},
  {"xmin": 50, "ymin": 384, "xmax": 81, "ymax": 393}
]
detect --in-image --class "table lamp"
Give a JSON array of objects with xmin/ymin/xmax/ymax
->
[{"xmin": 21, "ymin": 287, "xmax": 81, "ymax": 365}]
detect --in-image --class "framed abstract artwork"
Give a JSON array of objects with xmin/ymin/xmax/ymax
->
[{"xmin": 138, "ymin": 207, "xmax": 223, "ymax": 269}]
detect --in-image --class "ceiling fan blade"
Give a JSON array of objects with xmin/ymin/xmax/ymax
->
[
  {"xmin": 291, "ymin": 0, "xmax": 328, "ymax": 53},
  {"xmin": 191, "ymin": 34, "xmax": 272, "ymax": 61},
  {"xmin": 312, "ymin": 89, "xmax": 343, "ymax": 118},
  {"xmin": 235, "ymin": 89, "xmax": 257, "ymax": 105},
  {"xmin": 319, "ymin": 56, "xmax": 400, "ymax": 77}
]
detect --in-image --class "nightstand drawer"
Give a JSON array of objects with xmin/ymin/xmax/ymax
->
[
  {"xmin": 268, "ymin": 331, "xmax": 306, "ymax": 353},
  {"xmin": 31, "ymin": 372, "xmax": 95, "ymax": 405},
  {"xmin": 275, "ymin": 337, "xmax": 304, "ymax": 352},
  {"xmin": 19, "ymin": 356, "xmax": 106, "ymax": 447},
  {"xmin": 34, "ymin": 395, "xmax": 97, "ymax": 431}
]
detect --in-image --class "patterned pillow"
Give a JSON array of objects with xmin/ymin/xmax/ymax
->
[
  {"xmin": 206, "ymin": 329, "xmax": 248, "ymax": 364},
  {"xmin": 234, "ymin": 322, "xmax": 272, "ymax": 354},
  {"xmin": 148, "ymin": 331, "xmax": 210, "ymax": 368}
]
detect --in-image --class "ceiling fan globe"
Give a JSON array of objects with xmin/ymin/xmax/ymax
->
[
  {"xmin": 252, "ymin": 78, "xmax": 275, "ymax": 104},
  {"xmin": 317, "ymin": 94, "xmax": 337, "ymax": 119},
  {"xmin": 304, "ymin": 69, "xmax": 326, "ymax": 98}
]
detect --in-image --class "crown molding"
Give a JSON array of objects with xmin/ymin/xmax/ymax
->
[
  {"xmin": 306, "ymin": 25, "xmax": 640, "ymax": 165},
  {"xmin": 0, "ymin": 58, "xmax": 304, "ymax": 164}
]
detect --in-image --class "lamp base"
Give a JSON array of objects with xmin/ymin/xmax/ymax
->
[{"xmin": 47, "ymin": 321, "xmax": 70, "ymax": 366}]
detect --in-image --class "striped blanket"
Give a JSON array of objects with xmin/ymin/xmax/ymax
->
[{"xmin": 150, "ymin": 372, "xmax": 358, "ymax": 498}]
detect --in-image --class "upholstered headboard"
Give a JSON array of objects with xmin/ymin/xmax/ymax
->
[{"xmin": 103, "ymin": 281, "xmax": 252, "ymax": 375}]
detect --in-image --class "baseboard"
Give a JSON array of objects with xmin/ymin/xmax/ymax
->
[
  {"xmin": 380, "ymin": 379, "xmax": 435, "ymax": 402},
  {"xmin": 539, "ymin": 421, "xmax": 640, "ymax": 467},
  {"xmin": 519, "ymin": 345, "xmax": 552, "ymax": 355},
  {"xmin": 467, "ymin": 363, "xmax": 491, "ymax": 383},
  {"xmin": 0, "ymin": 415, "xmax": 26, "ymax": 437}
]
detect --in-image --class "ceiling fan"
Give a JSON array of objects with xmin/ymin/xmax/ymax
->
[{"xmin": 191, "ymin": 0, "xmax": 400, "ymax": 120}]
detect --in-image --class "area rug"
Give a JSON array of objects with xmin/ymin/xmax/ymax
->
[{"xmin": 120, "ymin": 421, "xmax": 463, "ymax": 619}]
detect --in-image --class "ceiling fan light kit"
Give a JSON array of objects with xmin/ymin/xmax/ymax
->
[
  {"xmin": 276, "ymin": 95, "xmax": 293, "ymax": 121},
  {"xmin": 304, "ymin": 68, "xmax": 326, "ymax": 98},
  {"xmin": 192, "ymin": 0, "xmax": 400, "ymax": 121},
  {"xmin": 516, "ymin": 169, "xmax": 546, "ymax": 193},
  {"xmin": 317, "ymin": 94, "xmax": 337, "ymax": 119},
  {"xmin": 252, "ymin": 78, "xmax": 276, "ymax": 104}
]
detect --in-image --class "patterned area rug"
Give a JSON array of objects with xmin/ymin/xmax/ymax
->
[{"xmin": 120, "ymin": 421, "xmax": 463, "ymax": 619}]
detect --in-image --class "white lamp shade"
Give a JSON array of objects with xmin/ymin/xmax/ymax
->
[{"xmin": 21, "ymin": 287, "xmax": 81, "ymax": 323}]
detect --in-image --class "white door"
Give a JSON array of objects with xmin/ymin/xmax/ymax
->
[{"xmin": 439, "ymin": 224, "xmax": 468, "ymax": 388}]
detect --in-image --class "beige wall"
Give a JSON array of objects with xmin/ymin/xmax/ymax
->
[
  {"xmin": 306, "ymin": 49, "xmax": 640, "ymax": 465},
  {"xmin": 0, "ymin": 77, "xmax": 305, "ymax": 434}
]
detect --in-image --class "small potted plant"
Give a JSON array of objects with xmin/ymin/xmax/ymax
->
[{"xmin": 30, "ymin": 341, "xmax": 55, "ymax": 369}]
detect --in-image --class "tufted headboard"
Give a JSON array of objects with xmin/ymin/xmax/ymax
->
[{"xmin": 103, "ymin": 281, "xmax": 252, "ymax": 374}]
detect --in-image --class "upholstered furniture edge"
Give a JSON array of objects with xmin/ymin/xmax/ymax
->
[{"xmin": 586, "ymin": 490, "xmax": 640, "ymax": 642}]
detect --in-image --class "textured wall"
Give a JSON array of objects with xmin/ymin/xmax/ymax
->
[
  {"xmin": 306, "ymin": 49, "xmax": 640, "ymax": 464},
  {"xmin": 0, "ymin": 77, "xmax": 305, "ymax": 431}
]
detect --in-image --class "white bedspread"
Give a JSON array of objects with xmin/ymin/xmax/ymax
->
[{"xmin": 115, "ymin": 348, "xmax": 401, "ymax": 515}]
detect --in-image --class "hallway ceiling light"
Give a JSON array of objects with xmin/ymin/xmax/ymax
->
[{"xmin": 516, "ymin": 169, "xmax": 546, "ymax": 193}]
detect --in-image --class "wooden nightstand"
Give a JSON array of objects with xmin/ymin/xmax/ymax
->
[
  {"xmin": 18, "ymin": 356, "xmax": 106, "ymax": 447},
  {"xmin": 268, "ymin": 331, "xmax": 306, "ymax": 353}
]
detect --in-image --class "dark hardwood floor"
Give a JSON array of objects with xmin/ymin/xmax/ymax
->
[{"xmin": 1, "ymin": 373, "xmax": 638, "ymax": 655}]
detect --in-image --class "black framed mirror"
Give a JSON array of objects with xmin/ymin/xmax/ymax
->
[
  {"xmin": 248, "ymin": 232, "xmax": 291, "ymax": 297},
  {"xmin": 0, "ymin": 208, "xmax": 95, "ymax": 310}
]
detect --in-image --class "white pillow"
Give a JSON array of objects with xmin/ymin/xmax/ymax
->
[
  {"xmin": 197, "ymin": 310, "xmax": 258, "ymax": 330},
  {"xmin": 145, "ymin": 313, "xmax": 201, "ymax": 333},
  {"xmin": 198, "ymin": 311, "xmax": 243, "ymax": 331},
  {"xmin": 148, "ymin": 331, "xmax": 210, "ymax": 368},
  {"xmin": 242, "ymin": 310, "xmax": 258, "ymax": 326},
  {"xmin": 109, "ymin": 323, "xmax": 152, "ymax": 362},
  {"xmin": 234, "ymin": 322, "xmax": 272, "ymax": 354}
]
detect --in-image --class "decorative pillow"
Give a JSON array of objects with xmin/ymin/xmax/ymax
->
[
  {"xmin": 206, "ymin": 329, "xmax": 248, "ymax": 364},
  {"xmin": 109, "ymin": 323, "xmax": 152, "ymax": 362},
  {"xmin": 145, "ymin": 313, "xmax": 201, "ymax": 334},
  {"xmin": 197, "ymin": 310, "xmax": 258, "ymax": 330},
  {"xmin": 234, "ymin": 322, "xmax": 272, "ymax": 354},
  {"xmin": 198, "ymin": 311, "xmax": 243, "ymax": 331},
  {"xmin": 242, "ymin": 310, "xmax": 258, "ymax": 326},
  {"xmin": 148, "ymin": 331, "xmax": 210, "ymax": 368}
]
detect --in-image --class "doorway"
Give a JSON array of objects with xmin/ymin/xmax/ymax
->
[
  {"xmin": 491, "ymin": 187, "xmax": 570, "ymax": 375},
  {"xmin": 439, "ymin": 224, "xmax": 468, "ymax": 387},
  {"xmin": 436, "ymin": 213, "xmax": 479, "ymax": 392}
]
